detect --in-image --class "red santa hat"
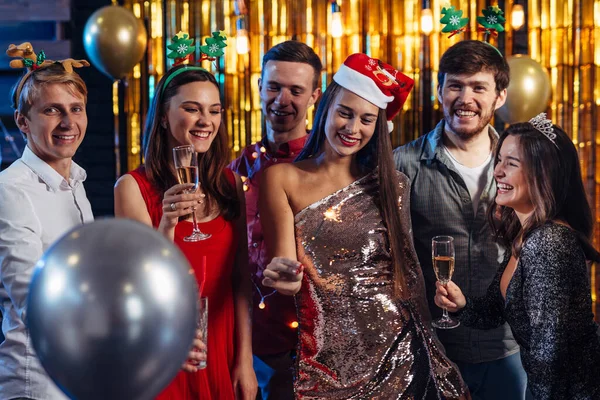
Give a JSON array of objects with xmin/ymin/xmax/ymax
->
[{"xmin": 333, "ymin": 53, "xmax": 414, "ymax": 132}]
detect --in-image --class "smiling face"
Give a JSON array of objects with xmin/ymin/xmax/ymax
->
[
  {"xmin": 438, "ymin": 71, "xmax": 506, "ymax": 140},
  {"xmin": 323, "ymin": 87, "xmax": 379, "ymax": 158},
  {"xmin": 494, "ymin": 135, "xmax": 534, "ymax": 222},
  {"xmin": 259, "ymin": 60, "xmax": 321, "ymax": 143},
  {"xmin": 165, "ymin": 80, "xmax": 222, "ymax": 154},
  {"xmin": 16, "ymin": 83, "xmax": 87, "ymax": 176}
]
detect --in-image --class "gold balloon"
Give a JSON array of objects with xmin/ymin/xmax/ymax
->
[
  {"xmin": 83, "ymin": 6, "xmax": 147, "ymax": 80},
  {"xmin": 496, "ymin": 55, "xmax": 551, "ymax": 124}
]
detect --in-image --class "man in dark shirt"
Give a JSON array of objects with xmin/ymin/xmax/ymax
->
[
  {"xmin": 394, "ymin": 40, "xmax": 527, "ymax": 399},
  {"xmin": 229, "ymin": 40, "xmax": 322, "ymax": 400}
]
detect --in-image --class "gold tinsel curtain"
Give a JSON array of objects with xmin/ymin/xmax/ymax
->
[
  {"xmin": 525, "ymin": 0, "xmax": 600, "ymax": 308},
  {"xmin": 120, "ymin": 0, "xmax": 600, "ymax": 313},
  {"xmin": 122, "ymin": 0, "xmax": 508, "ymax": 166}
]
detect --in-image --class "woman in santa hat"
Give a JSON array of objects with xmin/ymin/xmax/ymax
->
[{"xmin": 259, "ymin": 53, "xmax": 467, "ymax": 399}]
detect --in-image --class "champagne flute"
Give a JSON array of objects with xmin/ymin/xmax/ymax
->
[
  {"xmin": 431, "ymin": 235, "xmax": 460, "ymax": 329},
  {"xmin": 195, "ymin": 296, "xmax": 208, "ymax": 369},
  {"xmin": 173, "ymin": 145, "xmax": 211, "ymax": 242}
]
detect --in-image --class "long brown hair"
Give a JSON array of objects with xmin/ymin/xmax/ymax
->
[
  {"xmin": 296, "ymin": 81, "xmax": 408, "ymax": 294},
  {"xmin": 142, "ymin": 65, "xmax": 238, "ymax": 220},
  {"xmin": 488, "ymin": 122, "xmax": 600, "ymax": 261}
]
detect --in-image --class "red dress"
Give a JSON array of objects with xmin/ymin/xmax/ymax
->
[{"xmin": 128, "ymin": 166, "xmax": 237, "ymax": 400}]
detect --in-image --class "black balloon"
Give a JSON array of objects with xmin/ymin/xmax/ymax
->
[{"xmin": 27, "ymin": 219, "xmax": 197, "ymax": 400}]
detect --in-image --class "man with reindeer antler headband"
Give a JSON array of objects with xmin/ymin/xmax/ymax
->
[
  {"xmin": 394, "ymin": 6, "xmax": 528, "ymax": 400},
  {"xmin": 0, "ymin": 43, "xmax": 94, "ymax": 399}
]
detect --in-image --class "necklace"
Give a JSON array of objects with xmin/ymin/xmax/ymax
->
[{"xmin": 252, "ymin": 279, "xmax": 277, "ymax": 310}]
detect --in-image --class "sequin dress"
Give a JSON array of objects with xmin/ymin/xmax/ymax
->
[
  {"xmin": 459, "ymin": 223, "xmax": 600, "ymax": 399},
  {"xmin": 293, "ymin": 171, "xmax": 466, "ymax": 399}
]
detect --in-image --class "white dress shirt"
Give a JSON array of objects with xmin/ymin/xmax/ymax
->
[{"xmin": 0, "ymin": 145, "xmax": 94, "ymax": 400}]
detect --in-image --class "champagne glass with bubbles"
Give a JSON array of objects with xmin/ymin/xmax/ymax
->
[
  {"xmin": 173, "ymin": 145, "xmax": 211, "ymax": 242},
  {"xmin": 432, "ymin": 235, "xmax": 460, "ymax": 329}
]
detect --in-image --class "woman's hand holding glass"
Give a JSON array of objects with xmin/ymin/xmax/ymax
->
[
  {"xmin": 159, "ymin": 183, "xmax": 205, "ymax": 239},
  {"xmin": 434, "ymin": 280, "xmax": 466, "ymax": 313},
  {"xmin": 431, "ymin": 236, "xmax": 461, "ymax": 329},
  {"xmin": 181, "ymin": 329, "xmax": 207, "ymax": 373},
  {"xmin": 262, "ymin": 257, "xmax": 304, "ymax": 296},
  {"xmin": 172, "ymin": 145, "xmax": 211, "ymax": 241}
]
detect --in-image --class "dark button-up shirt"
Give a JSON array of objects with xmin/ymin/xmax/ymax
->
[
  {"xmin": 393, "ymin": 120, "xmax": 519, "ymax": 363},
  {"xmin": 229, "ymin": 135, "xmax": 308, "ymax": 356}
]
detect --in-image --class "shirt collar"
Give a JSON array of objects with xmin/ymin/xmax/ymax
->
[
  {"xmin": 261, "ymin": 134, "xmax": 309, "ymax": 158},
  {"xmin": 421, "ymin": 120, "xmax": 499, "ymax": 162},
  {"xmin": 20, "ymin": 145, "xmax": 87, "ymax": 192}
]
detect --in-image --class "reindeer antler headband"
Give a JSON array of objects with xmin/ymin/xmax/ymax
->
[{"xmin": 7, "ymin": 42, "xmax": 90, "ymax": 109}]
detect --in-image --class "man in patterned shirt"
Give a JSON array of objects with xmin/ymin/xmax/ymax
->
[
  {"xmin": 229, "ymin": 40, "xmax": 322, "ymax": 399},
  {"xmin": 393, "ymin": 40, "xmax": 527, "ymax": 399}
]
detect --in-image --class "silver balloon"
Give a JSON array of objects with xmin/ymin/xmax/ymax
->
[{"xmin": 27, "ymin": 218, "xmax": 198, "ymax": 400}]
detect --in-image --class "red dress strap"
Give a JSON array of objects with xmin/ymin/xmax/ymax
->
[{"xmin": 127, "ymin": 166, "xmax": 163, "ymax": 228}]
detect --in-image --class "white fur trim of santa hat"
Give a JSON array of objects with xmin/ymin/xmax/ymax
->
[{"xmin": 333, "ymin": 63, "xmax": 394, "ymax": 109}]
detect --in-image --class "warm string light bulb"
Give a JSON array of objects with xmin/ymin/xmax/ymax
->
[
  {"xmin": 511, "ymin": 4, "xmax": 525, "ymax": 31},
  {"xmin": 236, "ymin": 15, "xmax": 249, "ymax": 55},
  {"xmin": 331, "ymin": 1, "xmax": 343, "ymax": 38},
  {"xmin": 421, "ymin": 8, "xmax": 433, "ymax": 35}
]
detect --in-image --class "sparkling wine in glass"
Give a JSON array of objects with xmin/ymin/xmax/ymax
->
[
  {"xmin": 432, "ymin": 235, "xmax": 460, "ymax": 329},
  {"xmin": 173, "ymin": 145, "xmax": 211, "ymax": 242}
]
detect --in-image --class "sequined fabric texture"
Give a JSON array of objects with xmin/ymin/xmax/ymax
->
[
  {"xmin": 293, "ymin": 171, "xmax": 466, "ymax": 399},
  {"xmin": 460, "ymin": 223, "xmax": 600, "ymax": 399}
]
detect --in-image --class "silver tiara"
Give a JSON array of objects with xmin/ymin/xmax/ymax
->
[{"xmin": 529, "ymin": 113, "xmax": 559, "ymax": 148}]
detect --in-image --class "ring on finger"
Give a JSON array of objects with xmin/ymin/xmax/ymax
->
[{"xmin": 170, "ymin": 202, "xmax": 177, "ymax": 212}]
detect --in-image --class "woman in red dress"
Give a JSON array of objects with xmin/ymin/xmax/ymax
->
[{"xmin": 114, "ymin": 65, "xmax": 257, "ymax": 400}]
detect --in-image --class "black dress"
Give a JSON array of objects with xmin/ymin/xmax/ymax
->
[{"xmin": 458, "ymin": 223, "xmax": 600, "ymax": 399}]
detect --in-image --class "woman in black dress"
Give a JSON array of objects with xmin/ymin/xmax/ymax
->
[{"xmin": 435, "ymin": 113, "xmax": 600, "ymax": 399}]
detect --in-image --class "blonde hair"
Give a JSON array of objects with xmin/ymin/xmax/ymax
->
[{"xmin": 12, "ymin": 63, "xmax": 88, "ymax": 116}]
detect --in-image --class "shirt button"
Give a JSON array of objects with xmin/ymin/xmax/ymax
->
[{"xmin": 252, "ymin": 243, "xmax": 259, "ymax": 248}]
